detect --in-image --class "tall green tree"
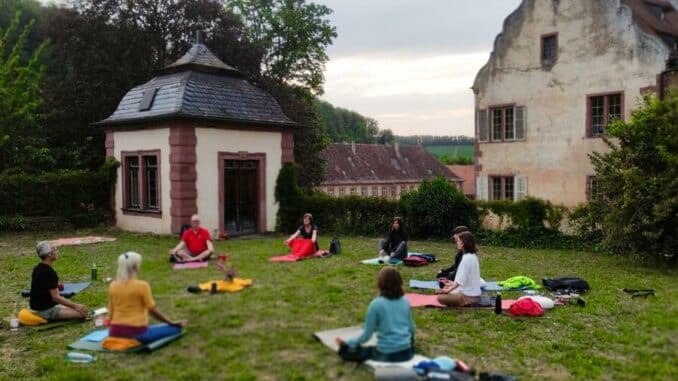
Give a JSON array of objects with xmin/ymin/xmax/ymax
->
[
  {"xmin": 589, "ymin": 94, "xmax": 677, "ymax": 264},
  {"xmin": 315, "ymin": 99, "xmax": 380, "ymax": 143},
  {"xmin": 0, "ymin": 11, "xmax": 52, "ymax": 174},
  {"xmin": 226, "ymin": 0, "xmax": 336, "ymax": 94}
]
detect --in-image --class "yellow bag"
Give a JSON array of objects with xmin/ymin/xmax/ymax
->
[{"xmin": 18, "ymin": 309, "xmax": 48, "ymax": 326}]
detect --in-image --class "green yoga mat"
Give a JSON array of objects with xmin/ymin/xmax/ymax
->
[{"xmin": 67, "ymin": 332, "xmax": 185, "ymax": 353}]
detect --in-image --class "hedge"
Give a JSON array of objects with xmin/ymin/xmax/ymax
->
[{"xmin": 0, "ymin": 159, "xmax": 118, "ymax": 228}]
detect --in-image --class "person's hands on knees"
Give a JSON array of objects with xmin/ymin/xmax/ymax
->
[
  {"xmin": 75, "ymin": 304, "xmax": 88, "ymax": 318},
  {"xmin": 170, "ymin": 319, "xmax": 188, "ymax": 328}
]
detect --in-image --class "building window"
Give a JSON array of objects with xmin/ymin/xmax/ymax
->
[
  {"xmin": 361, "ymin": 186, "xmax": 368, "ymax": 197},
  {"xmin": 489, "ymin": 176, "xmax": 515, "ymax": 201},
  {"xmin": 588, "ymin": 92, "xmax": 623, "ymax": 137},
  {"xmin": 541, "ymin": 33, "xmax": 557, "ymax": 64},
  {"xmin": 122, "ymin": 151, "xmax": 161, "ymax": 213},
  {"xmin": 327, "ymin": 187, "xmax": 334, "ymax": 197},
  {"xmin": 489, "ymin": 105, "xmax": 525, "ymax": 142},
  {"xmin": 586, "ymin": 176, "xmax": 601, "ymax": 201},
  {"xmin": 381, "ymin": 186, "xmax": 388, "ymax": 198},
  {"xmin": 339, "ymin": 188, "xmax": 345, "ymax": 197},
  {"xmin": 391, "ymin": 185, "xmax": 397, "ymax": 198},
  {"xmin": 372, "ymin": 186, "xmax": 379, "ymax": 197},
  {"xmin": 350, "ymin": 187, "xmax": 357, "ymax": 196}
]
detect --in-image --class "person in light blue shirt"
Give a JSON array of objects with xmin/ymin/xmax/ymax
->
[{"xmin": 336, "ymin": 267, "xmax": 415, "ymax": 362}]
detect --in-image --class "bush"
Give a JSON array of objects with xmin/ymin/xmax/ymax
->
[
  {"xmin": 0, "ymin": 159, "xmax": 118, "ymax": 229},
  {"xmin": 477, "ymin": 197, "xmax": 565, "ymax": 231},
  {"xmin": 398, "ymin": 176, "xmax": 479, "ymax": 239}
]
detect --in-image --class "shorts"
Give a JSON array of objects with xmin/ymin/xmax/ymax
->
[{"xmin": 34, "ymin": 305, "xmax": 61, "ymax": 321}]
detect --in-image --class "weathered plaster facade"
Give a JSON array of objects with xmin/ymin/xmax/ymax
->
[{"xmin": 473, "ymin": 0, "xmax": 676, "ymax": 206}]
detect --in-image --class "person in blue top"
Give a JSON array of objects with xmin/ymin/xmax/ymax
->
[{"xmin": 335, "ymin": 267, "xmax": 415, "ymax": 362}]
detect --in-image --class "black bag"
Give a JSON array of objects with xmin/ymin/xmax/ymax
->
[
  {"xmin": 338, "ymin": 343, "xmax": 370, "ymax": 363},
  {"xmin": 543, "ymin": 277, "xmax": 590, "ymax": 293},
  {"xmin": 329, "ymin": 236, "xmax": 341, "ymax": 254}
]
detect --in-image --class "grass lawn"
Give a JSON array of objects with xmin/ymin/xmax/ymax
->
[
  {"xmin": 424, "ymin": 145, "xmax": 474, "ymax": 160},
  {"xmin": 0, "ymin": 228, "xmax": 676, "ymax": 380}
]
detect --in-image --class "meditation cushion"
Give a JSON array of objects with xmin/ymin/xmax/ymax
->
[
  {"xmin": 102, "ymin": 337, "xmax": 142, "ymax": 351},
  {"xmin": 18, "ymin": 309, "xmax": 48, "ymax": 326}
]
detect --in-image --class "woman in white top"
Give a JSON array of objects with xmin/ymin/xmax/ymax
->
[{"xmin": 436, "ymin": 231, "xmax": 482, "ymax": 306}]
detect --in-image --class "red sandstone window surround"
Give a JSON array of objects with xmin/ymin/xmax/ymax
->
[
  {"xmin": 586, "ymin": 91, "xmax": 624, "ymax": 137},
  {"xmin": 121, "ymin": 150, "xmax": 161, "ymax": 216}
]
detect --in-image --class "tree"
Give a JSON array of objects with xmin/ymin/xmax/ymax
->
[
  {"xmin": 226, "ymin": 0, "xmax": 337, "ymax": 95},
  {"xmin": 589, "ymin": 94, "xmax": 677, "ymax": 264},
  {"xmin": 378, "ymin": 129, "xmax": 395, "ymax": 144},
  {"xmin": 0, "ymin": 11, "xmax": 52, "ymax": 174},
  {"xmin": 315, "ymin": 99, "xmax": 381, "ymax": 143}
]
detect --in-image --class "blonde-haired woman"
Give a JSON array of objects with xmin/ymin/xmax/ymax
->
[{"xmin": 107, "ymin": 252, "xmax": 187, "ymax": 342}]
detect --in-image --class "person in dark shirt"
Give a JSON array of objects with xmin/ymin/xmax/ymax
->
[
  {"xmin": 285, "ymin": 213, "xmax": 319, "ymax": 250},
  {"xmin": 378, "ymin": 217, "xmax": 408, "ymax": 260},
  {"xmin": 30, "ymin": 242, "xmax": 88, "ymax": 321},
  {"xmin": 436, "ymin": 226, "xmax": 470, "ymax": 280}
]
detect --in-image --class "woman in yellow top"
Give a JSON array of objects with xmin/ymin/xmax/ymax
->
[{"xmin": 108, "ymin": 252, "xmax": 187, "ymax": 342}]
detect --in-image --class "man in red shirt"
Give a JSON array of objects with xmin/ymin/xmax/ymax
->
[{"xmin": 169, "ymin": 215, "xmax": 214, "ymax": 262}]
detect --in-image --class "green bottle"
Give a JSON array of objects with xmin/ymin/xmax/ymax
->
[{"xmin": 91, "ymin": 263, "xmax": 97, "ymax": 281}]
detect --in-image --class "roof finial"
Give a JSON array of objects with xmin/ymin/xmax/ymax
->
[{"xmin": 195, "ymin": 29, "xmax": 204, "ymax": 45}]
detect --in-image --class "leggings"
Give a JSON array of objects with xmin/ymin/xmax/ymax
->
[
  {"xmin": 133, "ymin": 323, "xmax": 182, "ymax": 343},
  {"xmin": 379, "ymin": 239, "xmax": 408, "ymax": 259}
]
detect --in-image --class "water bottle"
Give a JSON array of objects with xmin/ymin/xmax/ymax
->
[
  {"xmin": 9, "ymin": 301, "xmax": 19, "ymax": 331},
  {"xmin": 210, "ymin": 282, "xmax": 217, "ymax": 294},
  {"xmin": 66, "ymin": 352, "xmax": 96, "ymax": 363},
  {"xmin": 91, "ymin": 263, "xmax": 97, "ymax": 281},
  {"xmin": 494, "ymin": 293, "xmax": 502, "ymax": 315}
]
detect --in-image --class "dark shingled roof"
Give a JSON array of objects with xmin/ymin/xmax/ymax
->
[
  {"xmin": 95, "ymin": 42, "xmax": 294, "ymax": 127},
  {"xmin": 623, "ymin": 0, "xmax": 678, "ymax": 44},
  {"xmin": 322, "ymin": 143, "xmax": 462, "ymax": 184}
]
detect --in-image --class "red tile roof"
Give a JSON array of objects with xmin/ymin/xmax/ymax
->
[
  {"xmin": 446, "ymin": 165, "xmax": 476, "ymax": 197},
  {"xmin": 322, "ymin": 143, "xmax": 461, "ymax": 184}
]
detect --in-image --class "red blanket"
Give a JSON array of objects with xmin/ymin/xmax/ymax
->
[{"xmin": 269, "ymin": 239, "xmax": 325, "ymax": 262}]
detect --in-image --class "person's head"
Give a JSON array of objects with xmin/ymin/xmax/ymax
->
[
  {"xmin": 455, "ymin": 231, "xmax": 478, "ymax": 254},
  {"xmin": 391, "ymin": 217, "xmax": 403, "ymax": 231},
  {"xmin": 377, "ymin": 267, "xmax": 404, "ymax": 300},
  {"xmin": 36, "ymin": 241, "xmax": 57, "ymax": 261},
  {"xmin": 190, "ymin": 215, "xmax": 201, "ymax": 230},
  {"xmin": 302, "ymin": 213, "xmax": 313, "ymax": 226},
  {"xmin": 452, "ymin": 226, "xmax": 469, "ymax": 239},
  {"xmin": 116, "ymin": 251, "xmax": 142, "ymax": 282}
]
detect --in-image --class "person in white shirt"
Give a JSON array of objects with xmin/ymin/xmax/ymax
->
[{"xmin": 436, "ymin": 231, "xmax": 482, "ymax": 306}]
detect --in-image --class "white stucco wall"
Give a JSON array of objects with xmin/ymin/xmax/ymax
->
[
  {"xmin": 113, "ymin": 128, "xmax": 172, "ymax": 234},
  {"xmin": 195, "ymin": 128, "xmax": 282, "ymax": 233},
  {"xmin": 474, "ymin": 0, "xmax": 671, "ymax": 206}
]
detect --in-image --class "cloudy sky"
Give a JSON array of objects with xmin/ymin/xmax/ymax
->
[{"xmin": 315, "ymin": 0, "xmax": 522, "ymax": 136}]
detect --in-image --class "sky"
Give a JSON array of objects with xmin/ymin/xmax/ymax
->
[{"xmin": 314, "ymin": 0, "xmax": 522, "ymax": 136}]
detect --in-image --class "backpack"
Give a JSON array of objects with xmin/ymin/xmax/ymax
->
[
  {"xmin": 329, "ymin": 236, "xmax": 341, "ymax": 255},
  {"xmin": 542, "ymin": 277, "xmax": 590, "ymax": 293},
  {"xmin": 509, "ymin": 298, "xmax": 544, "ymax": 317},
  {"xmin": 403, "ymin": 256, "xmax": 429, "ymax": 267}
]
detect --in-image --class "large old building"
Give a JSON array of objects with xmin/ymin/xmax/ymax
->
[
  {"xmin": 95, "ymin": 36, "xmax": 295, "ymax": 236},
  {"xmin": 472, "ymin": 0, "xmax": 678, "ymax": 206},
  {"xmin": 320, "ymin": 143, "xmax": 462, "ymax": 199}
]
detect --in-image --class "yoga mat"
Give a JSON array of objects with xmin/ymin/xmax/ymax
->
[
  {"xmin": 68, "ymin": 332, "xmax": 184, "ymax": 353},
  {"xmin": 173, "ymin": 261, "xmax": 209, "ymax": 270},
  {"xmin": 408, "ymin": 280, "xmax": 439, "ymax": 290},
  {"xmin": 405, "ymin": 293, "xmax": 516, "ymax": 310},
  {"xmin": 82, "ymin": 329, "xmax": 108, "ymax": 342},
  {"xmin": 269, "ymin": 251, "xmax": 326, "ymax": 262},
  {"xmin": 3, "ymin": 317, "xmax": 82, "ymax": 331},
  {"xmin": 50, "ymin": 236, "xmax": 116, "ymax": 247},
  {"xmin": 21, "ymin": 282, "xmax": 91, "ymax": 298},
  {"xmin": 313, "ymin": 326, "xmax": 429, "ymax": 371},
  {"xmin": 361, "ymin": 258, "xmax": 403, "ymax": 265},
  {"xmin": 482, "ymin": 281, "xmax": 505, "ymax": 292}
]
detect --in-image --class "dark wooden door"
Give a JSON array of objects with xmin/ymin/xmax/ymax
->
[{"xmin": 223, "ymin": 160, "xmax": 258, "ymax": 235}]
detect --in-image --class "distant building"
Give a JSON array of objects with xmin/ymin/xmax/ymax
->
[
  {"xmin": 472, "ymin": 0, "xmax": 678, "ymax": 206},
  {"xmin": 95, "ymin": 35, "xmax": 295, "ymax": 236},
  {"xmin": 320, "ymin": 143, "xmax": 462, "ymax": 199},
  {"xmin": 446, "ymin": 165, "xmax": 475, "ymax": 199}
]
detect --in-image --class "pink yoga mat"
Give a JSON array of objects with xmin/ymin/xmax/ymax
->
[
  {"xmin": 50, "ymin": 236, "xmax": 116, "ymax": 247},
  {"xmin": 172, "ymin": 261, "xmax": 209, "ymax": 270},
  {"xmin": 405, "ymin": 293, "xmax": 516, "ymax": 310},
  {"xmin": 268, "ymin": 251, "xmax": 326, "ymax": 262}
]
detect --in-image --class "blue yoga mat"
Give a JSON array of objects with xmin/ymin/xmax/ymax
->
[
  {"xmin": 409, "ymin": 280, "xmax": 439, "ymax": 289},
  {"xmin": 361, "ymin": 258, "xmax": 403, "ymax": 265},
  {"xmin": 81, "ymin": 329, "xmax": 109, "ymax": 343},
  {"xmin": 482, "ymin": 281, "xmax": 505, "ymax": 292},
  {"xmin": 21, "ymin": 282, "xmax": 90, "ymax": 298}
]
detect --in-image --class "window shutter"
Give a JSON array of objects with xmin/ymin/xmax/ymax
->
[
  {"xmin": 477, "ymin": 109, "xmax": 488, "ymax": 142},
  {"xmin": 476, "ymin": 175, "xmax": 488, "ymax": 201},
  {"xmin": 515, "ymin": 176, "xmax": 528, "ymax": 201},
  {"xmin": 515, "ymin": 106, "xmax": 525, "ymax": 140}
]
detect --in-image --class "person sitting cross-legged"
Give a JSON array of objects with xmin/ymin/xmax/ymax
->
[
  {"xmin": 108, "ymin": 252, "xmax": 186, "ymax": 343},
  {"xmin": 378, "ymin": 217, "xmax": 408, "ymax": 260},
  {"xmin": 436, "ymin": 231, "xmax": 482, "ymax": 307},
  {"xmin": 29, "ymin": 242, "xmax": 89, "ymax": 322},
  {"xmin": 169, "ymin": 214, "xmax": 214, "ymax": 262}
]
